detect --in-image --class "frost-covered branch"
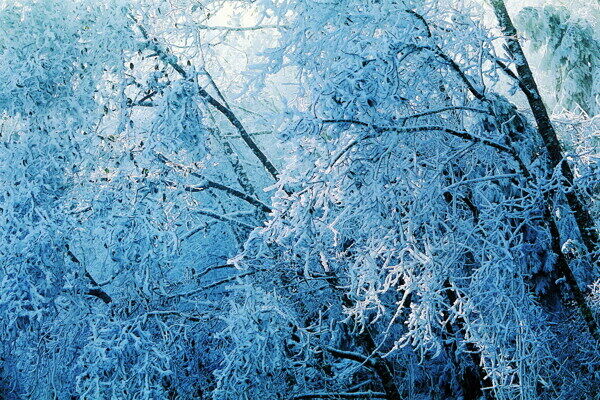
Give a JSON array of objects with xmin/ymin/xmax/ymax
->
[
  {"xmin": 321, "ymin": 120, "xmax": 513, "ymax": 154},
  {"xmin": 194, "ymin": 24, "xmax": 284, "ymax": 31},
  {"xmin": 132, "ymin": 16, "xmax": 281, "ymax": 180},
  {"xmin": 156, "ymin": 153, "xmax": 272, "ymax": 213},
  {"xmin": 166, "ymin": 271, "xmax": 259, "ymax": 298},
  {"xmin": 195, "ymin": 209, "xmax": 257, "ymax": 229},
  {"xmin": 324, "ymin": 346, "xmax": 377, "ymax": 368}
]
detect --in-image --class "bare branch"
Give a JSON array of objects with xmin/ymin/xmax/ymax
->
[
  {"xmin": 166, "ymin": 270, "xmax": 258, "ymax": 298},
  {"xmin": 194, "ymin": 263, "xmax": 235, "ymax": 280},
  {"xmin": 195, "ymin": 209, "xmax": 257, "ymax": 229}
]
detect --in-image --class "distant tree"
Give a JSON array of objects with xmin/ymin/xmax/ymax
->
[{"xmin": 516, "ymin": 5, "xmax": 600, "ymax": 115}]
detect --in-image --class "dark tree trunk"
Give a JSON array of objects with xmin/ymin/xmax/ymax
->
[
  {"xmin": 490, "ymin": 0, "xmax": 600, "ymax": 341},
  {"xmin": 324, "ymin": 274, "xmax": 403, "ymax": 400}
]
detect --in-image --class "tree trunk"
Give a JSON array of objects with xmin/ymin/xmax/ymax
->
[
  {"xmin": 489, "ymin": 0, "xmax": 599, "ymax": 262},
  {"xmin": 489, "ymin": 0, "xmax": 600, "ymax": 341},
  {"xmin": 323, "ymin": 274, "xmax": 403, "ymax": 400}
]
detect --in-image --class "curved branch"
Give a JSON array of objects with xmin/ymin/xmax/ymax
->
[
  {"xmin": 401, "ymin": 9, "xmax": 485, "ymax": 100},
  {"xmin": 427, "ymin": 46, "xmax": 486, "ymax": 100},
  {"xmin": 320, "ymin": 120, "xmax": 513, "ymax": 154},
  {"xmin": 397, "ymin": 106, "xmax": 491, "ymax": 120},
  {"xmin": 324, "ymin": 346, "xmax": 377, "ymax": 368}
]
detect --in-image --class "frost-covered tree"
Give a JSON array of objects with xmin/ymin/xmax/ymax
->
[
  {"xmin": 515, "ymin": 5, "xmax": 600, "ymax": 115},
  {"xmin": 0, "ymin": 0, "xmax": 599, "ymax": 399},
  {"xmin": 214, "ymin": 0, "xmax": 600, "ymax": 399},
  {"xmin": 0, "ymin": 0, "xmax": 279, "ymax": 398}
]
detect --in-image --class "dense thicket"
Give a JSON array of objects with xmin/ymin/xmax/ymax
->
[{"xmin": 0, "ymin": 1, "xmax": 598, "ymax": 399}]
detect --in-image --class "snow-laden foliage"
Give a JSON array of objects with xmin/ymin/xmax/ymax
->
[
  {"xmin": 213, "ymin": 287, "xmax": 305, "ymax": 400},
  {"xmin": 215, "ymin": 0, "xmax": 600, "ymax": 399},
  {"xmin": 0, "ymin": 0, "xmax": 240, "ymax": 397},
  {"xmin": 516, "ymin": 5, "xmax": 600, "ymax": 116},
  {"xmin": 0, "ymin": 0, "xmax": 133, "ymax": 120},
  {"xmin": 75, "ymin": 314, "xmax": 172, "ymax": 399},
  {"xmin": 0, "ymin": 0, "xmax": 599, "ymax": 399},
  {"xmin": 152, "ymin": 78, "xmax": 209, "ymax": 157},
  {"xmin": 0, "ymin": 2, "xmax": 136, "ymax": 397}
]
